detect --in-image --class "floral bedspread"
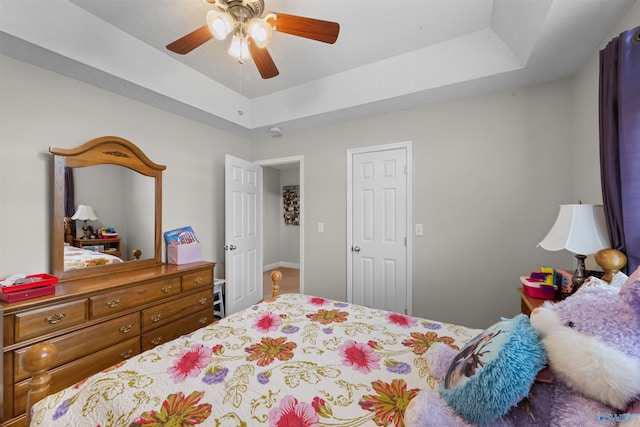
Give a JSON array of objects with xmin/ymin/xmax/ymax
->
[
  {"xmin": 63, "ymin": 245, "xmax": 122, "ymax": 270},
  {"xmin": 30, "ymin": 293, "xmax": 481, "ymax": 427}
]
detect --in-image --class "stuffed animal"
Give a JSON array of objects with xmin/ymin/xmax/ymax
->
[{"xmin": 405, "ymin": 267, "xmax": 640, "ymax": 427}]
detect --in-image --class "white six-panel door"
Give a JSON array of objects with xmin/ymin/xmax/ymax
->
[
  {"xmin": 348, "ymin": 144, "xmax": 411, "ymax": 314},
  {"xmin": 225, "ymin": 155, "xmax": 263, "ymax": 315}
]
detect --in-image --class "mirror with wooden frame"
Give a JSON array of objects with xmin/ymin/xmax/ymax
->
[{"xmin": 50, "ymin": 136, "xmax": 165, "ymax": 281}]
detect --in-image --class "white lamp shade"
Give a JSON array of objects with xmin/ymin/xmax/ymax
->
[
  {"xmin": 537, "ymin": 204, "xmax": 608, "ymax": 254},
  {"xmin": 71, "ymin": 204, "xmax": 98, "ymax": 221},
  {"xmin": 228, "ymin": 35, "xmax": 250, "ymax": 60},
  {"xmin": 207, "ymin": 10, "xmax": 233, "ymax": 40},
  {"xmin": 247, "ymin": 18, "xmax": 272, "ymax": 48}
]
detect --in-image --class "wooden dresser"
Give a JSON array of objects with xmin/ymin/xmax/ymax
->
[{"xmin": 1, "ymin": 261, "xmax": 215, "ymax": 427}]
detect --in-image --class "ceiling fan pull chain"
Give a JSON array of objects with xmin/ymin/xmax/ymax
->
[{"xmin": 237, "ymin": 55, "xmax": 244, "ymax": 116}]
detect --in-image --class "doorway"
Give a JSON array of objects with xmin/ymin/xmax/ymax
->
[
  {"xmin": 255, "ymin": 156, "xmax": 304, "ymax": 297},
  {"xmin": 347, "ymin": 142, "xmax": 412, "ymax": 315}
]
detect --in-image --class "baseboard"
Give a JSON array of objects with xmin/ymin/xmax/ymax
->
[{"xmin": 264, "ymin": 262, "xmax": 300, "ymax": 272}]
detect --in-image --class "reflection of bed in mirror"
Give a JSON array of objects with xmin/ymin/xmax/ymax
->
[
  {"xmin": 62, "ymin": 216, "xmax": 141, "ymax": 270},
  {"xmin": 63, "ymin": 244, "xmax": 123, "ymax": 270}
]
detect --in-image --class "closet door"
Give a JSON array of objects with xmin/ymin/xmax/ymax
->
[{"xmin": 348, "ymin": 144, "xmax": 410, "ymax": 315}]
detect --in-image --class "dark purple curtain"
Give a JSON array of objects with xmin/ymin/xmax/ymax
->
[
  {"xmin": 64, "ymin": 167, "xmax": 76, "ymax": 236},
  {"xmin": 599, "ymin": 26, "xmax": 640, "ymax": 274}
]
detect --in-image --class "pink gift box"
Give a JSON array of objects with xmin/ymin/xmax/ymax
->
[{"xmin": 167, "ymin": 243, "xmax": 202, "ymax": 265}]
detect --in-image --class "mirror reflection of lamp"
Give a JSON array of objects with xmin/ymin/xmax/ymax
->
[
  {"xmin": 71, "ymin": 204, "xmax": 98, "ymax": 239},
  {"xmin": 537, "ymin": 204, "xmax": 608, "ymax": 298}
]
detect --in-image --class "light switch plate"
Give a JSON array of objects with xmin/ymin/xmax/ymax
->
[{"xmin": 415, "ymin": 224, "xmax": 423, "ymax": 236}]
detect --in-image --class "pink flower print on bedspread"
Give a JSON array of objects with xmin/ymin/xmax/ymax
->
[
  {"xmin": 269, "ymin": 395, "xmax": 319, "ymax": 427},
  {"xmin": 253, "ymin": 311, "xmax": 283, "ymax": 332},
  {"xmin": 386, "ymin": 312, "xmax": 417, "ymax": 328},
  {"xmin": 338, "ymin": 339, "xmax": 381, "ymax": 374},
  {"xmin": 167, "ymin": 344, "xmax": 213, "ymax": 383}
]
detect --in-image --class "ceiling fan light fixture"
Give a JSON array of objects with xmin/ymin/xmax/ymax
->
[
  {"xmin": 228, "ymin": 35, "xmax": 251, "ymax": 61},
  {"xmin": 207, "ymin": 10, "xmax": 234, "ymax": 40},
  {"xmin": 247, "ymin": 18, "xmax": 272, "ymax": 48}
]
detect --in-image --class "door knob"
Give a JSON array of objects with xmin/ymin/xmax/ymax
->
[
  {"xmin": 352, "ymin": 245, "xmax": 361, "ymax": 252},
  {"xmin": 224, "ymin": 244, "xmax": 237, "ymax": 251}
]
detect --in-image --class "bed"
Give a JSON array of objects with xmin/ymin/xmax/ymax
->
[
  {"xmin": 63, "ymin": 244, "xmax": 123, "ymax": 270},
  {"xmin": 25, "ymin": 289, "xmax": 482, "ymax": 426}
]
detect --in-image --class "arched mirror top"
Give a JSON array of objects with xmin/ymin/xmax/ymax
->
[{"xmin": 51, "ymin": 136, "xmax": 166, "ymax": 281}]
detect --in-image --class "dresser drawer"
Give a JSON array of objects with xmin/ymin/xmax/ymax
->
[
  {"xmin": 141, "ymin": 307, "xmax": 212, "ymax": 351},
  {"xmin": 182, "ymin": 268, "xmax": 213, "ymax": 292},
  {"xmin": 13, "ymin": 312, "xmax": 140, "ymax": 382},
  {"xmin": 141, "ymin": 289, "xmax": 212, "ymax": 332},
  {"xmin": 90, "ymin": 277, "xmax": 181, "ymax": 318},
  {"xmin": 14, "ymin": 337, "xmax": 140, "ymax": 415},
  {"xmin": 14, "ymin": 299, "xmax": 88, "ymax": 343}
]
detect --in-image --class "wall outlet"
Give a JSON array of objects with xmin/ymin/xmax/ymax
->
[{"xmin": 318, "ymin": 222, "xmax": 324, "ymax": 233}]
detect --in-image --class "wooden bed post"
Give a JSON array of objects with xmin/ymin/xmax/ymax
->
[
  {"xmin": 271, "ymin": 270, "xmax": 282, "ymax": 297},
  {"xmin": 22, "ymin": 343, "xmax": 57, "ymax": 425}
]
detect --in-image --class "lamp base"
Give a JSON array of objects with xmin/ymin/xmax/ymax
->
[
  {"xmin": 563, "ymin": 254, "xmax": 587, "ymax": 299},
  {"xmin": 81, "ymin": 221, "xmax": 92, "ymax": 239}
]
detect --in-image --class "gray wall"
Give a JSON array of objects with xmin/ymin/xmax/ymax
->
[
  {"xmin": 251, "ymin": 80, "xmax": 575, "ymax": 328},
  {"xmin": 263, "ymin": 166, "xmax": 281, "ymax": 267},
  {"xmin": 279, "ymin": 167, "xmax": 300, "ymax": 267}
]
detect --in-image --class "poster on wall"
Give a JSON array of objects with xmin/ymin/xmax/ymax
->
[{"xmin": 283, "ymin": 185, "xmax": 300, "ymax": 225}]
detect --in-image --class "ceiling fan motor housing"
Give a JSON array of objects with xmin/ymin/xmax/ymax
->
[{"xmin": 217, "ymin": 0, "xmax": 264, "ymax": 22}]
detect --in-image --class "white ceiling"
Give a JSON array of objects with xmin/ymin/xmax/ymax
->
[{"xmin": 0, "ymin": 0, "xmax": 634, "ymax": 138}]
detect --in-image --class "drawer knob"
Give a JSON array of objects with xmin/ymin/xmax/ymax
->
[
  {"xmin": 150, "ymin": 314, "xmax": 162, "ymax": 323},
  {"xmin": 106, "ymin": 298, "xmax": 121, "ymax": 308},
  {"xmin": 199, "ymin": 317, "xmax": 208, "ymax": 325},
  {"xmin": 119, "ymin": 323, "xmax": 133, "ymax": 334},
  {"xmin": 199, "ymin": 297, "xmax": 208, "ymax": 305},
  {"xmin": 161, "ymin": 285, "xmax": 172, "ymax": 293},
  {"xmin": 151, "ymin": 336, "xmax": 162, "ymax": 345},
  {"xmin": 194, "ymin": 276, "xmax": 203, "ymax": 285},
  {"xmin": 120, "ymin": 349, "xmax": 133, "ymax": 359},
  {"xmin": 44, "ymin": 313, "xmax": 65, "ymax": 324}
]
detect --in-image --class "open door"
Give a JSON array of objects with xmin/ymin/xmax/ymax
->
[{"xmin": 225, "ymin": 155, "xmax": 263, "ymax": 315}]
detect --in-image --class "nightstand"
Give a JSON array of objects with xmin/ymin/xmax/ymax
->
[
  {"xmin": 73, "ymin": 237, "xmax": 121, "ymax": 258},
  {"xmin": 519, "ymin": 289, "xmax": 553, "ymax": 316}
]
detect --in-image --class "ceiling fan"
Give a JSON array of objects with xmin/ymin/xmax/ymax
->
[{"xmin": 166, "ymin": 0, "xmax": 340, "ymax": 79}]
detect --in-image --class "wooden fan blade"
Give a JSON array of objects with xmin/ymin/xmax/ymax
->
[
  {"xmin": 249, "ymin": 38, "xmax": 279, "ymax": 79},
  {"xmin": 166, "ymin": 25, "xmax": 213, "ymax": 54},
  {"xmin": 267, "ymin": 13, "xmax": 339, "ymax": 44}
]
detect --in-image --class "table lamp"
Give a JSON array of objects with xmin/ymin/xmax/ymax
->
[
  {"xmin": 537, "ymin": 204, "xmax": 608, "ymax": 297},
  {"xmin": 71, "ymin": 204, "xmax": 98, "ymax": 239}
]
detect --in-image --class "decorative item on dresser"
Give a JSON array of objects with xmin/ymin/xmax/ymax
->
[{"xmin": 0, "ymin": 136, "xmax": 217, "ymax": 427}]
